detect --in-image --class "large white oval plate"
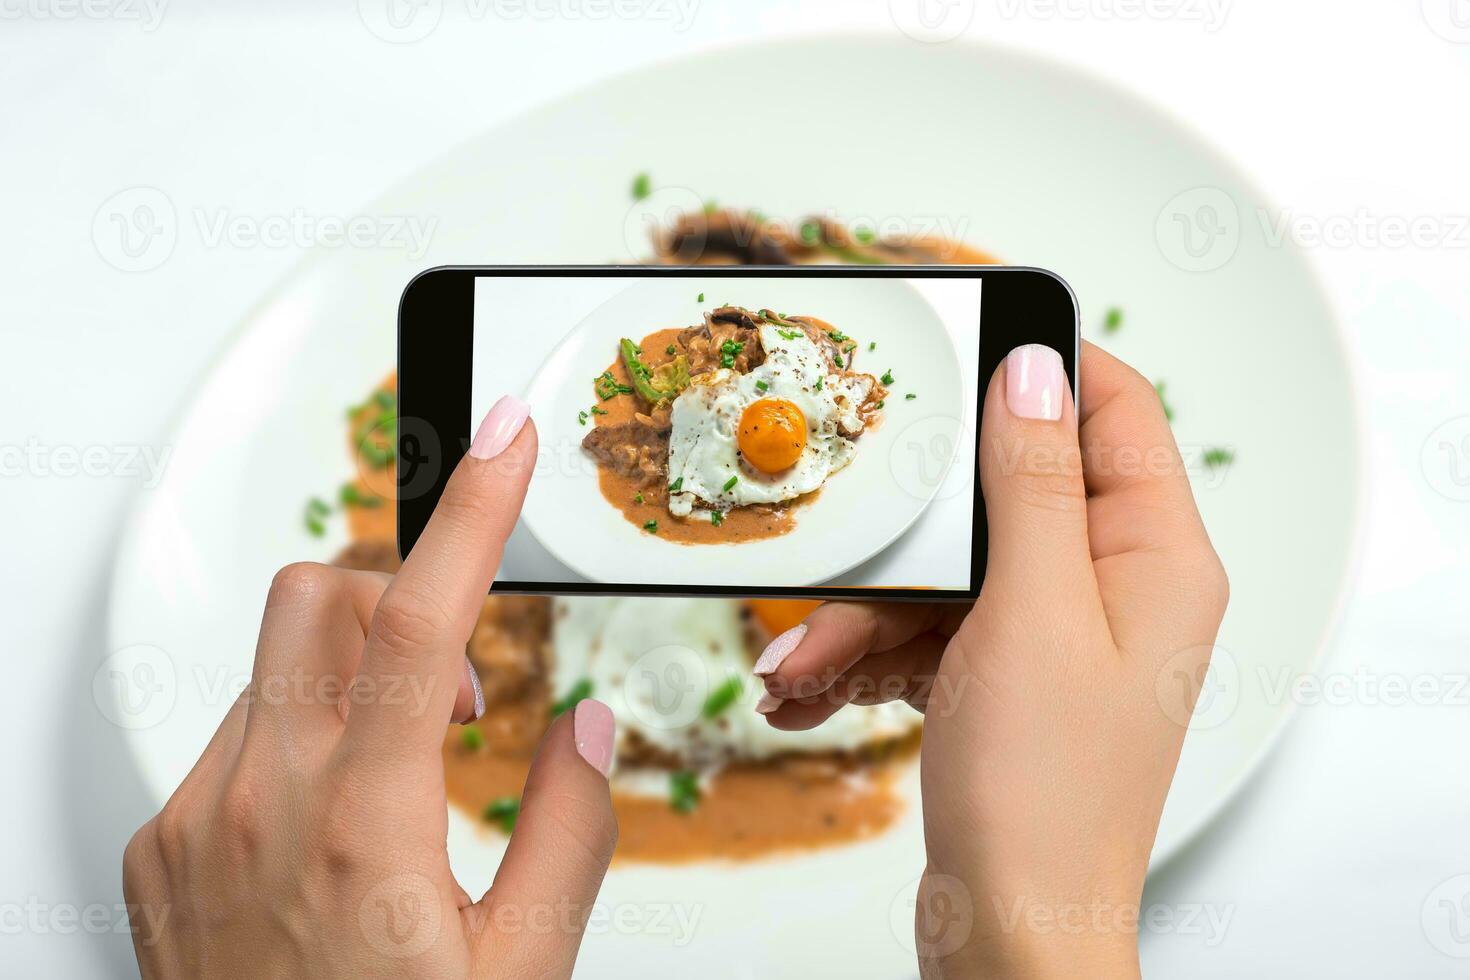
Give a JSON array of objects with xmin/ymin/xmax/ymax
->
[
  {"xmin": 107, "ymin": 37, "xmax": 1360, "ymax": 978},
  {"xmin": 516, "ymin": 274, "xmax": 968, "ymax": 588}
]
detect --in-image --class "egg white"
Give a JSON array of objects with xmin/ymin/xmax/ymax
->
[
  {"xmin": 666, "ymin": 324, "xmax": 861, "ymax": 517},
  {"xmin": 550, "ymin": 596, "xmax": 922, "ymax": 782}
]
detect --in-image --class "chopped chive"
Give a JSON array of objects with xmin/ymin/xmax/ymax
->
[
  {"xmin": 755, "ymin": 380, "xmax": 769, "ymax": 392},
  {"xmin": 853, "ymin": 226, "xmax": 877, "ymax": 245},
  {"xmin": 799, "ymin": 220, "xmax": 821, "ymax": 245},
  {"xmin": 666, "ymin": 344, "xmax": 676, "ymax": 355},
  {"xmin": 631, "ymin": 172, "xmax": 651, "ymax": 201},
  {"xmin": 868, "ymin": 341, "xmax": 876, "ymax": 352},
  {"xmin": 482, "ymin": 797, "xmax": 519, "ymax": 833},
  {"xmin": 578, "ymin": 410, "xmax": 589, "ymax": 425},
  {"xmin": 719, "ymin": 338, "xmax": 745, "ymax": 369},
  {"xmin": 644, "ymin": 519, "xmax": 659, "ymax": 534},
  {"xmin": 697, "ymin": 292, "xmax": 705, "ymax": 302},
  {"xmin": 905, "ymin": 393, "xmax": 917, "ymax": 400},
  {"xmin": 702, "ymin": 199, "xmax": 718, "ymax": 214},
  {"xmin": 1104, "ymin": 307, "xmax": 1123, "ymax": 334},
  {"xmin": 670, "ymin": 771, "xmax": 701, "ymax": 814},
  {"xmin": 722, "ymin": 475, "xmax": 738, "ymax": 493},
  {"xmin": 339, "ymin": 483, "xmax": 383, "ymax": 509},
  {"xmin": 830, "ymin": 330, "xmax": 848, "ymax": 342},
  {"xmin": 777, "ymin": 328, "xmax": 802, "ymax": 341},
  {"xmin": 833, "ymin": 353, "xmax": 844, "ymax": 368},
  {"xmin": 1202, "ymin": 447, "xmax": 1235, "ymax": 468},
  {"xmin": 876, "ymin": 400, "xmax": 885, "ymax": 409},
  {"xmin": 710, "ymin": 510, "xmax": 724, "ymax": 526},
  {"xmin": 305, "ymin": 497, "xmax": 330, "ymax": 537},
  {"xmin": 460, "ymin": 726, "xmax": 485, "ymax": 751},
  {"xmin": 668, "ymin": 476, "xmax": 684, "ymax": 493},
  {"xmin": 1155, "ymin": 380, "xmax": 1175, "ymax": 422},
  {"xmin": 814, "ymin": 377, "xmax": 824, "ymax": 391},
  {"xmin": 634, "ymin": 492, "xmax": 644, "ymax": 504},
  {"xmin": 702, "ymin": 676, "xmax": 743, "ymax": 718},
  {"xmin": 590, "ymin": 406, "xmax": 608, "ymax": 416},
  {"xmin": 550, "ymin": 679, "xmax": 593, "ymax": 718},
  {"xmin": 880, "ymin": 369, "xmax": 895, "ymax": 386}
]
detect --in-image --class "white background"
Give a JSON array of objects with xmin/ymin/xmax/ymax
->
[{"xmin": 3, "ymin": 1, "xmax": 1469, "ymax": 976}]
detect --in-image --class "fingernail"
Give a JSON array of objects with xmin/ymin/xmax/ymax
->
[
  {"xmin": 1005, "ymin": 344, "xmax": 1064, "ymax": 421},
  {"xmin": 755, "ymin": 691, "xmax": 784, "ymax": 715},
  {"xmin": 469, "ymin": 395, "xmax": 531, "ymax": 460},
  {"xmin": 754, "ymin": 624, "xmax": 806, "ymax": 676},
  {"xmin": 573, "ymin": 699, "xmax": 615, "ymax": 778},
  {"xmin": 463, "ymin": 657, "xmax": 485, "ymax": 723}
]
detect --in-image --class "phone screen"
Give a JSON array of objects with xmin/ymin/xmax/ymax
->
[{"xmin": 469, "ymin": 272, "xmax": 980, "ymax": 594}]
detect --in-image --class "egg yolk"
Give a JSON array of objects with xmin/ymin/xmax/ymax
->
[
  {"xmin": 749, "ymin": 599, "xmax": 823, "ymax": 639},
  {"xmin": 737, "ymin": 399, "xmax": 807, "ymax": 473}
]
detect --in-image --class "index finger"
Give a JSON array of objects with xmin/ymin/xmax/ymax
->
[{"xmin": 346, "ymin": 396, "xmax": 536, "ymax": 760}]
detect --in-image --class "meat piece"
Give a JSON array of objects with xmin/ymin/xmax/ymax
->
[
  {"xmin": 467, "ymin": 596, "xmax": 552, "ymax": 704},
  {"xmin": 331, "ymin": 539, "xmax": 401, "ymax": 574},
  {"xmin": 581, "ymin": 410, "xmax": 671, "ymax": 486},
  {"xmin": 677, "ymin": 306, "xmax": 767, "ymax": 376},
  {"xmin": 654, "ymin": 209, "xmax": 793, "ymax": 265}
]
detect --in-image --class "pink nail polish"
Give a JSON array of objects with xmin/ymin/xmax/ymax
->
[
  {"xmin": 573, "ymin": 699, "xmax": 615, "ymax": 778},
  {"xmin": 754, "ymin": 624, "xmax": 806, "ymax": 676},
  {"xmin": 464, "ymin": 657, "xmax": 485, "ymax": 722},
  {"xmin": 1005, "ymin": 345, "xmax": 1064, "ymax": 421},
  {"xmin": 755, "ymin": 692, "xmax": 784, "ymax": 715},
  {"xmin": 469, "ymin": 395, "xmax": 532, "ymax": 460}
]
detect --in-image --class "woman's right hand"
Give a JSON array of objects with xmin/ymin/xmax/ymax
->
[{"xmin": 753, "ymin": 341, "xmax": 1229, "ymax": 978}]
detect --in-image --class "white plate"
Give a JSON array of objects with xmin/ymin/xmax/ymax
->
[
  {"xmin": 515, "ymin": 275, "xmax": 967, "ymax": 587},
  {"xmin": 107, "ymin": 37, "xmax": 1360, "ymax": 978}
]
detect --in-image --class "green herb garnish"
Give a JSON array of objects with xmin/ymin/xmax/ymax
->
[
  {"xmin": 702, "ymin": 199, "xmax": 718, "ymax": 214},
  {"xmin": 578, "ymin": 410, "xmax": 589, "ymax": 426},
  {"xmin": 799, "ymin": 220, "xmax": 821, "ymax": 245},
  {"xmin": 590, "ymin": 406, "xmax": 608, "ymax": 416},
  {"xmin": 1155, "ymin": 380, "xmax": 1175, "ymax": 422},
  {"xmin": 634, "ymin": 492, "xmax": 644, "ymax": 504},
  {"xmin": 670, "ymin": 771, "xmax": 701, "ymax": 814},
  {"xmin": 833, "ymin": 353, "xmax": 844, "ymax": 368},
  {"xmin": 755, "ymin": 380, "xmax": 769, "ymax": 392},
  {"xmin": 869, "ymin": 341, "xmax": 876, "ymax": 352},
  {"xmin": 550, "ymin": 679, "xmax": 593, "ymax": 718},
  {"xmin": 853, "ymin": 226, "xmax": 876, "ymax": 245},
  {"xmin": 876, "ymin": 400, "xmax": 885, "ymax": 409},
  {"xmin": 644, "ymin": 519, "xmax": 659, "ymax": 534},
  {"xmin": 631, "ymin": 172, "xmax": 651, "ymax": 201},
  {"xmin": 668, "ymin": 476, "xmax": 683, "ymax": 493},
  {"xmin": 595, "ymin": 370, "xmax": 634, "ymax": 401},
  {"xmin": 702, "ymin": 676, "xmax": 744, "ymax": 718},
  {"xmin": 905, "ymin": 393, "xmax": 917, "ymax": 400},
  {"xmin": 880, "ymin": 369, "xmax": 895, "ymax": 386},
  {"xmin": 722, "ymin": 475, "xmax": 738, "ymax": 493},
  {"xmin": 304, "ymin": 497, "xmax": 330, "ymax": 537},
  {"xmin": 710, "ymin": 510, "xmax": 724, "ymax": 526},
  {"xmin": 719, "ymin": 338, "xmax": 745, "ymax": 369},
  {"xmin": 814, "ymin": 377, "xmax": 824, "ymax": 391},
  {"xmin": 830, "ymin": 330, "xmax": 848, "ymax": 342},
  {"xmin": 666, "ymin": 344, "xmax": 676, "ymax": 355},
  {"xmin": 777, "ymin": 328, "xmax": 802, "ymax": 341},
  {"xmin": 1203, "ymin": 447, "xmax": 1235, "ymax": 468},
  {"xmin": 461, "ymin": 726, "xmax": 485, "ymax": 751},
  {"xmin": 697, "ymin": 292, "xmax": 705, "ymax": 303},
  {"xmin": 339, "ymin": 483, "xmax": 382, "ymax": 509},
  {"xmin": 1104, "ymin": 307, "xmax": 1123, "ymax": 334},
  {"xmin": 482, "ymin": 797, "xmax": 519, "ymax": 833}
]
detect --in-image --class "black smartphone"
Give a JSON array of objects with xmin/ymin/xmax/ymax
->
[{"xmin": 398, "ymin": 265, "xmax": 1077, "ymax": 600}]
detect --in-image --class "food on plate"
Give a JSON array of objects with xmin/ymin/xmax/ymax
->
[{"xmin": 582, "ymin": 305, "xmax": 886, "ymax": 544}]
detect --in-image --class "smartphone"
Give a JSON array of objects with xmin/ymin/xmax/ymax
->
[{"xmin": 398, "ymin": 265, "xmax": 1077, "ymax": 600}]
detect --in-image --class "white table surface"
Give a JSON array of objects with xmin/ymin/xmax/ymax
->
[{"xmin": 3, "ymin": 2, "xmax": 1468, "ymax": 976}]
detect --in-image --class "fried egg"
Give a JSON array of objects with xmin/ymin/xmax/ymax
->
[
  {"xmin": 549, "ymin": 596, "xmax": 921, "ymax": 778},
  {"xmin": 665, "ymin": 324, "xmax": 871, "ymax": 518}
]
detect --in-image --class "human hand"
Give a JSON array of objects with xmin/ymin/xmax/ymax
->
[
  {"xmin": 123, "ymin": 396, "xmax": 619, "ymax": 979},
  {"xmin": 753, "ymin": 342, "xmax": 1228, "ymax": 978}
]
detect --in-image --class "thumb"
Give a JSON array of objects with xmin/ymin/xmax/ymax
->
[
  {"xmin": 978, "ymin": 344, "xmax": 1094, "ymax": 598},
  {"xmin": 469, "ymin": 699, "xmax": 617, "ymax": 978}
]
